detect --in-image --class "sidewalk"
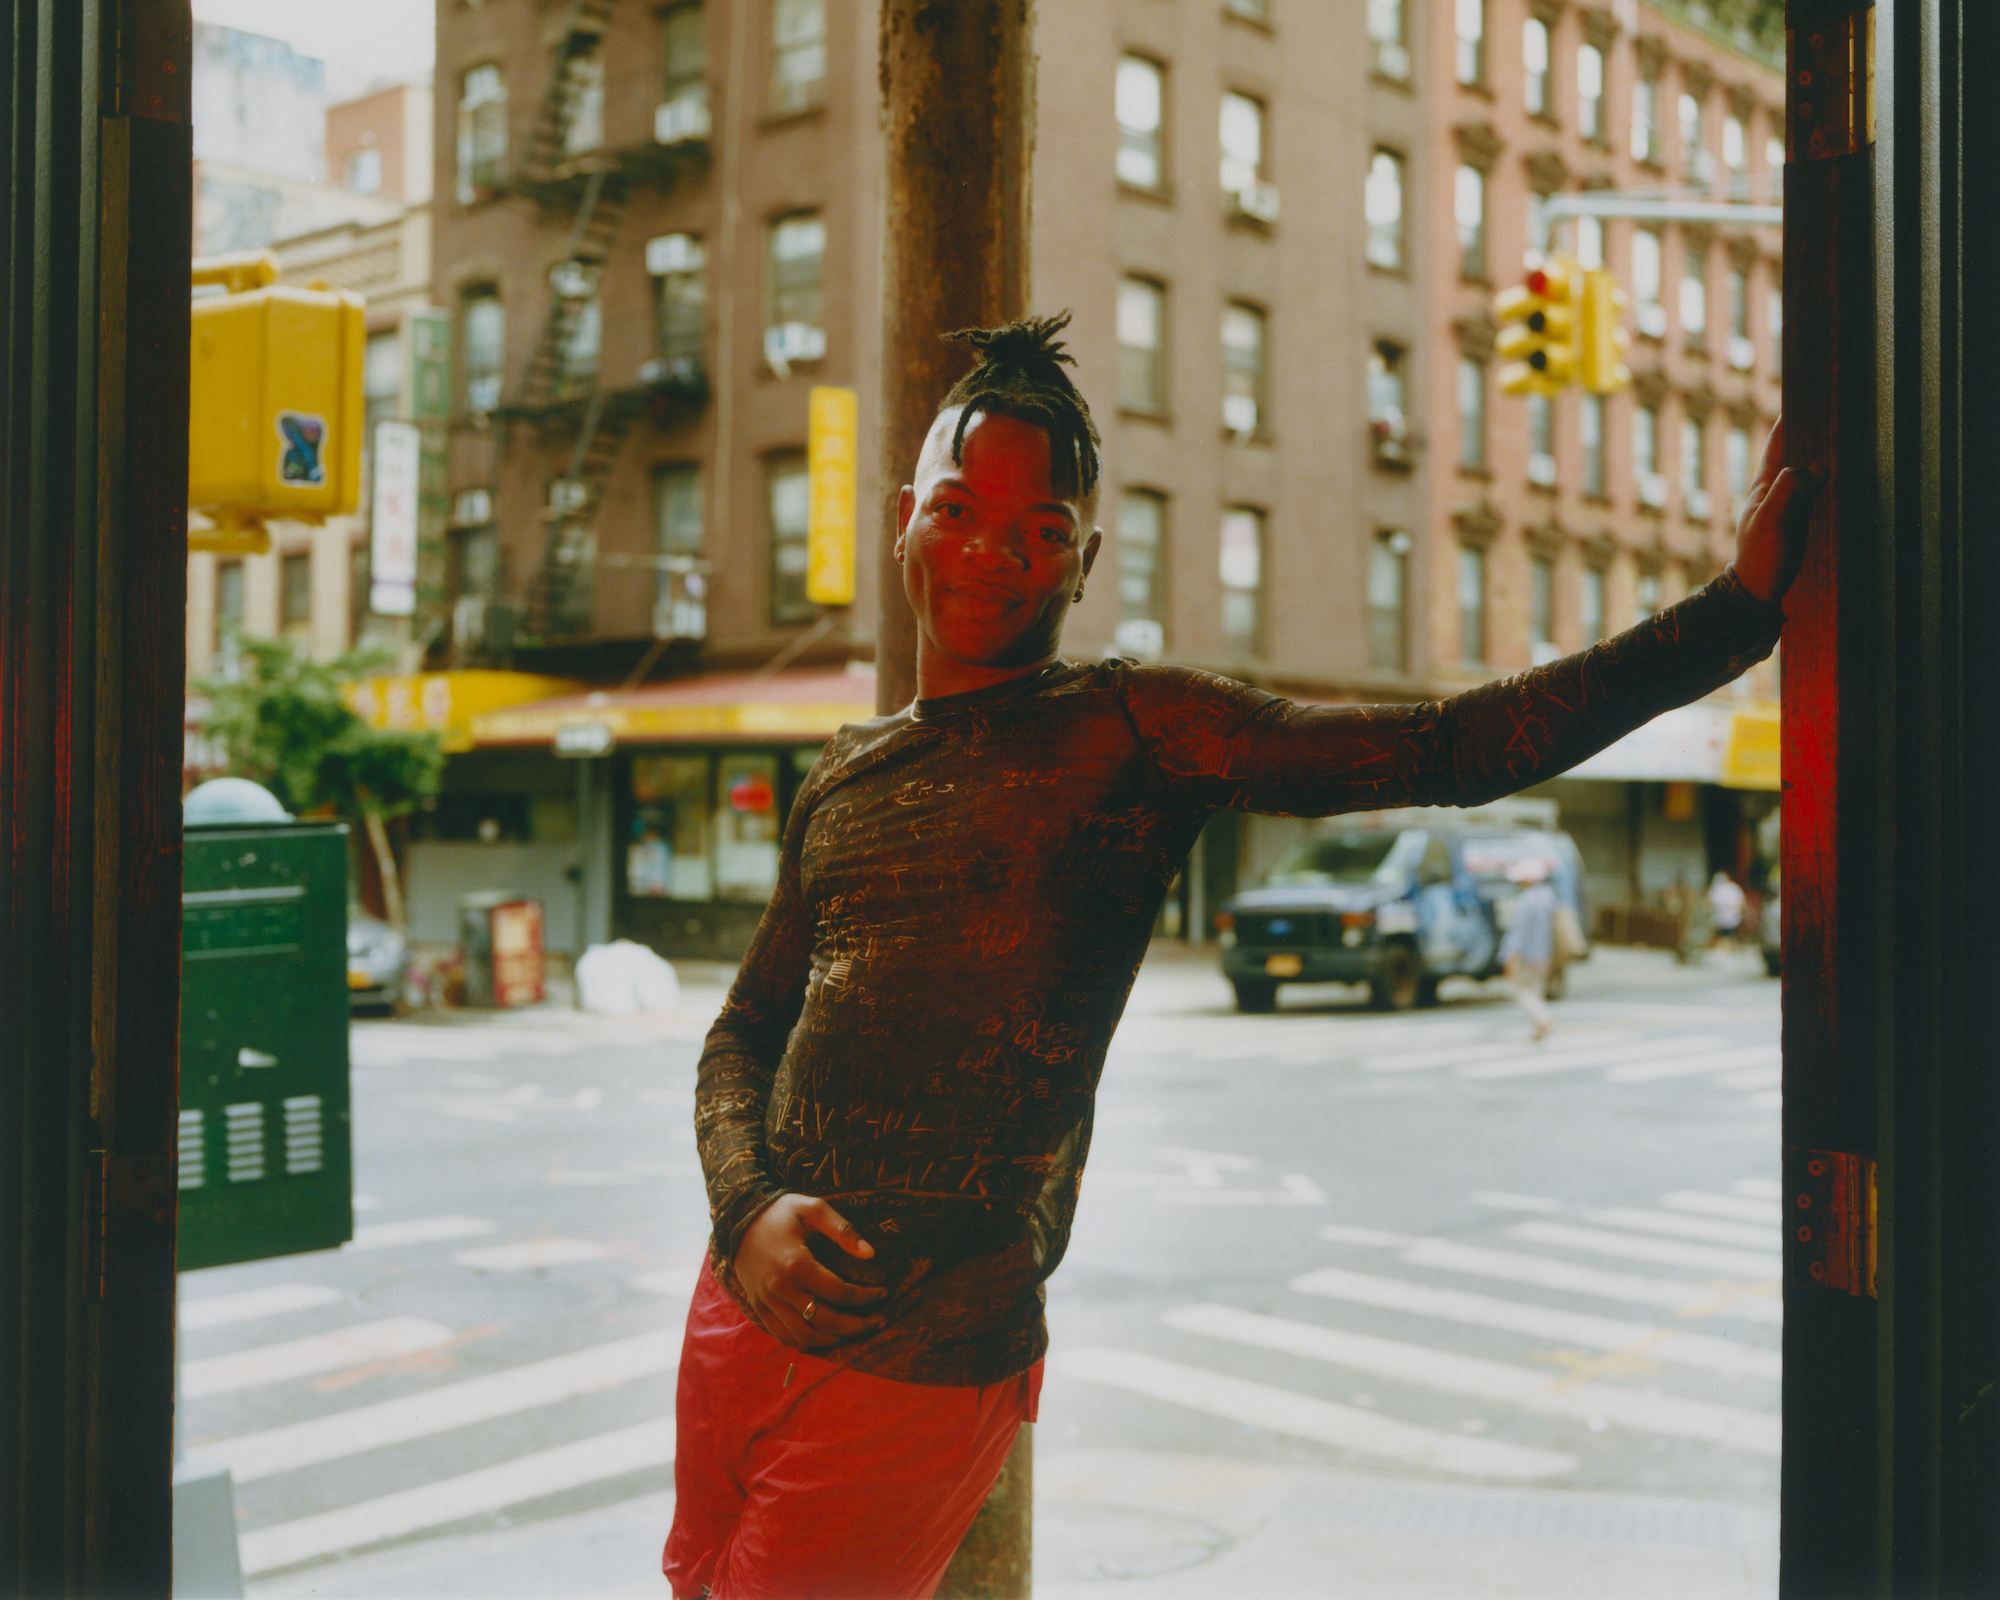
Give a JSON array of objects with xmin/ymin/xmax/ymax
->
[{"xmin": 250, "ymin": 1447, "xmax": 1774, "ymax": 1600}]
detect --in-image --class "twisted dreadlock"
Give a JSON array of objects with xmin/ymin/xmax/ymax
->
[{"xmin": 937, "ymin": 311, "xmax": 1102, "ymax": 506}]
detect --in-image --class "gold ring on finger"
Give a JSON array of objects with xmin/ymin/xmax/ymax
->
[{"xmin": 802, "ymin": 1299, "xmax": 816, "ymax": 1323}]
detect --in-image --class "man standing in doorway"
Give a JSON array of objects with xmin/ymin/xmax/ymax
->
[{"xmin": 664, "ymin": 314, "xmax": 1819, "ymax": 1599}]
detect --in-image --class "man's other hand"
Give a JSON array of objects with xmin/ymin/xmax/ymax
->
[
  {"xmin": 1730, "ymin": 416, "xmax": 1826, "ymax": 605},
  {"xmin": 734, "ymin": 1194, "xmax": 888, "ymax": 1351}
]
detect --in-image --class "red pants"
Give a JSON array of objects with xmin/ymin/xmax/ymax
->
[{"xmin": 663, "ymin": 1260, "xmax": 1040, "ymax": 1600}]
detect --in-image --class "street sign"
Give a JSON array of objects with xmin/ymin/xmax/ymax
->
[
  {"xmin": 370, "ymin": 420, "xmax": 420, "ymax": 616},
  {"xmin": 807, "ymin": 385, "xmax": 857, "ymax": 607},
  {"xmin": 554, "ymin": 720, "xmax": 615, "ymax": 757}
]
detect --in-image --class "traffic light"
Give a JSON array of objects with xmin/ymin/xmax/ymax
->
[
  {"xmin": 189, "ymin": 250, "xmax": 366, "ymax": 554},
  {"xmin": 1495, "ymin": 256, "xmax": 1578, "ymax": 396},
  {"xmin": 1579, "ymin": 268, "xmax": 1632, "ymax": 394}
]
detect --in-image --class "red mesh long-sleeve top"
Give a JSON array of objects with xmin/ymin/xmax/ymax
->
[{"xmin": 694, "ymin": 571, "xmax": 1784, "ymax": 1386}]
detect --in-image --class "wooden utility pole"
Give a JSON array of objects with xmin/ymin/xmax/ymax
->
[
  {"xmin": 876, "ymin": 5, "xmax": 1037, "ymax": 1595},
  {"xmin": 0, "ymin": 1, "xmax": 191, "ymax": 1592},
  {"xmin": 874, "ymin": 0, "xmax": 1035, "ymax": 718},
  {"xmin": 1780, "ymin": 0, "xmax": 2000, "ymax": 1590}
]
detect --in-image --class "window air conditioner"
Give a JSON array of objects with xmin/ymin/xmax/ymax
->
[
  {"xmin": 1228, "ymin": 181, "xmax": 1280, "ymax": 224},
  {"xmin": 655, "ymin": 91, "xmax": 712, "ymax": 146}
]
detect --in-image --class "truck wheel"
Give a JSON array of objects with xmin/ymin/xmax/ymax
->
[
  {"xmin": 1370, "ymin": 945, "xmax": 1421, "ymax": 1011},
  {"xmin": 1233, "ymin": 980, "xmax": 1279, "ymax": 1014}
]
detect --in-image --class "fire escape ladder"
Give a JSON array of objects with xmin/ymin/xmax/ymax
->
[{"xmin": 516, "ymin": 0, "xmax": 621, "ymax": 189}]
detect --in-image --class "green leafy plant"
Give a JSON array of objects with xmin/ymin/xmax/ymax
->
[{"xmin": 198, "ymin": 638, "xmax": 445, "ymax": 927}]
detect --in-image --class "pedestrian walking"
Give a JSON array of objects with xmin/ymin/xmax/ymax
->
[
  {"xmin": 1499, "ymin": 857, "xmax": 1560, "ymax": 1042},
  {"xmin": 1709, "ymin": 870, "xmax": 1748, "ymax": 951},
  {"xmin": 664, "ymin": 314, "xmax": 1821, "ymax": 1600}
]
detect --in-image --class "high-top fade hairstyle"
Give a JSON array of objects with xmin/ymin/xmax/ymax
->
[{"xmin": 938, "ymin": 311, "xmax": 1102, "ymax": 508}]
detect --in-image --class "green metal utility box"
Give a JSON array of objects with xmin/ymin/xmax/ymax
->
[{"xmin": 178, "ymin": 784, "xmax": 354, "ymax": 1271}]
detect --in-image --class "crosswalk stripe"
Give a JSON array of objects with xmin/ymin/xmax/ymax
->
[
  {"xmin": 1052, "ymin": 1346, "xmax": 1575, "ymax": 1481},
  {"xmin": 1663, "ymin": 1190, "xmax": 1784, "ymax": 1227},
  {"xmin": 1361, "ymin": 1032, "xmax": 1645, "ymax": 1075},
  {"xmin": 1605, "ymin": 1045, "xmax": 1781, "ymax": 1083},
  {"xmin": 1289, "ymin": 1267, "xmax": 1780, "ymax": 1380},
  {"xmin": 1167, "ymin": 1304, "xmax": 1780, "ymax": 1455},
  {"xmin": 236, "ymin": 1420, "xmax": 674, "ymax": 1576},
  {"xmin": 181, "ymin": 1318, "xmax": 455, "ymax": 1399},
  {"xmin": 1393, "ymin": 1239, "xmax": 1782, "ymax": 1324},
  {"xmin": 346, "ymin": 1216, "xmax": 496, "ymax": 1251},
  {"xmin": 451, "ymin": 1238, "xmax": 611, "ymax": 1273},
  {"xmin": 180, "ymin": 1284, "xmax": 343, "ymax": 1331},
  {"xmin": 1579, "ymin": 1207, "xmax": 1781, "ymax": 1252},
  {"xmin": 1459, "ymin": 1036, "xmax": 1734, "ymax": 1081},
  {"xmin": 1732, "ymin": 1178, "xmax": 1784, "ymax": 1201},
  {"xmin": 1712, "ymin": 1065, "xmax": 1781, "ymax": 1091},
  {"xmin": 210, "ymin": 1330, "xmax": 682, "ymax": 1482},
  {"xmin": 1510, "ymin": 1221, "xmax": 1784, "ymax": 1280}
]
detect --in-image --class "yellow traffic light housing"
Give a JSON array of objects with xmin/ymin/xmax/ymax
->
[
  {"xmin": 189, "ymin": 251, "xmax": 366, "ymax": 555},
  {"xmin": 1579, "ymin": 268, "xmax": 1633, "ymax": 394},
  {"xmin": 1495, "ymin": 257, "xmax": 1580, "ymax": 396}
]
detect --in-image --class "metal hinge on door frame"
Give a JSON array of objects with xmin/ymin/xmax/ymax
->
[
  {"xmin": 1787, "ymin": 1147, "xmax": 1878, "ymax": 1298},
  {"xmin": 1788, "ymin": 5, "xmax": 1876, "ymax": 163}
]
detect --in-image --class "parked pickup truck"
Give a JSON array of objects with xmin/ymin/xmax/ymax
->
[{"xmin": 1215, "ymin": 804, "xmax": 1589, "ymax": 1013}]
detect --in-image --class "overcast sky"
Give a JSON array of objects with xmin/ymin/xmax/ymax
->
[{"xmin": 192, "ymin": 0, "xmax": 434, "ymax": 101}]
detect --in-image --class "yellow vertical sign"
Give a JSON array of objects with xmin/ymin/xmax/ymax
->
[{"xmin": 807, "ymin": 385, "xmax": 857, "ymax": 606}]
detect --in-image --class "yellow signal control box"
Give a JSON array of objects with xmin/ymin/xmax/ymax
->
[{"xmin": 189, "ymin": 251, "xmax": 366, "ymax": 553}]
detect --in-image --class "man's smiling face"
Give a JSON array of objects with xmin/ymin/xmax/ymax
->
[{"xmin": 895, "ymin": 408, "xmax": 1102, "ymax": 674}]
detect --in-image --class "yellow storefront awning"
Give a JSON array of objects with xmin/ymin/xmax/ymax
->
[
  {"xmin": 344, "ymin": 670, "xmax": 585, "ymax": 754},
  {"xmin": 471, "ymin": 664, "xmax": 879, "ymax": 749}
]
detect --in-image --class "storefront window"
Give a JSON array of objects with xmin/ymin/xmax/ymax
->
[
  {"xmin": 628, "ymin": 755, "xmax": 713, "ymax": 900},
  {"xmin": 715, "ymin": 753, "xmax": 782, "ymax": 902}
]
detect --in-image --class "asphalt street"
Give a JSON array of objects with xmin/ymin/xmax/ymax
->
[{"xmin": 180, "ymin": 940, "xmax": 1782, "ymax": 1599}]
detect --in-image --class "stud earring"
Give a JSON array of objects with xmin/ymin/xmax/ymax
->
[{"xmin": 1073, "ymin": 585, "xmax": 1085, "ymax": 603}]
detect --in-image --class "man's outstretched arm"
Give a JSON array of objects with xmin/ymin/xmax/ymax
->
[{"xmin": 1124, "ymin": 420, "xmax": 1820, "ymax": 815}]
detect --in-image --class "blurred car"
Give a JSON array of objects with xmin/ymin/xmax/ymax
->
[
  {"xmin": 1215, "ymin": 805, "xmax": 1589, "ymax": 1013},
  {"xmin": 346, "ymin": 911, "xmax": 409, "ymax": 1011}
]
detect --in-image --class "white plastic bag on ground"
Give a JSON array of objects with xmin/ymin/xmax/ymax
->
[{"xmin": 574, "ymin": 940, "xmax": 681, "ymax": 1015}]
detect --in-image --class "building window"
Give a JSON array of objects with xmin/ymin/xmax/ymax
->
[
  {"xmin": 1457, "ymin": 356, "xmax": 1487, "ymax": 470},
  {"xmin": 1457, "ymin": 544, "xmax": 1487, "ymax": 664},
  {"xmin": 764, "ymin": 212, "xmax": 825, "ymax": 370},
  {"xmin": 1116, "ymin": 489, "xmax": 1166, "ymax": 659},
  {"xmin": 562, "ymin": 46, "xmax": 605, "ymax": 156},
  {"xmin": 1576, "ymin": 215, "xmax": 1604, "ymax": 270},
  {"xmin": 1116, "ymin": 56, "xmax": 1165, "ymax": 189},
  {"xmin": 1523, "ymin": 17, "xmax": 1551, "ymax": 117},
  {"xmin": 654, "ymin": 462, "xmax": 706, "ymax": 639},
  {"xmin": 346, "ymin": 147, "xmax": 382, "ymax": 194},
  {"xmin": 1727, "ymin": 267, "xmax": 1753, "ymax": 370},
  {"xmin": 280, "ymin": 552, "xmax": 312, "ymax": 641},
  {"xmin": 1632, "ymin": 72, "xmax": 1660, "ymax": 164},
  {"xmin": 650, "ymin": 233, "xmax": 707, "ymax": 363},
  {"xmin": 1632, "ymin": 228, "xmax": 1666, "ymax": 337},
  {"xmin": 1368, "ymin": 0, "xmax": 1409, "ymax": 81},
  {"xmin": 1455, "ymin": 0, "xmax": 1486, "ymax": 87},
  {"xmin": 215, "ymin": 559, "xmax": 245, "ymax": 652},
  {"xmin": 1635, "ymin": 570, "xmax": 1661, "ymax": 618},
  {"xmin": 1582, "ymin": 565, "xmax": 1606, "ymax": 644},
  {"xmin": 1682, "ymin": 415, "xmax": 1710, "ymax": 521},
  {"xmin": 1723, "ymin": 113, "xmax": 1746, "ymax": 179},
  {"xmin": 1370, "ymin": 529, "xmax": 1411, "ymax": 672},
  {"xmin": 1580, "ymin": 393, "xmax": 1606, "ymax": 497},
  {"xmin": 1454, "ymin": 164, "xmax": 1486, "ymax": 279},
  {"xmin": 1366, "ymin": 149, "xmax": 1406, "ymax": 270},
  {"xmin": 1767, "ymin": 131, "xmax": 1787, "ymax": 172},
  {"xmin": 1529, "ymin": 555, "xmax": 1556, "ymax": 663},
  {"xmin": 1219, "ymin": 91, "xmax": 1265, "ymax": 197},
  {"xmin": 627, "ymin": 755, "xmax": 714, "ymax": 901},
  {"xmin": 1221, "ymin": 302, "xmax": 1266, "ymax": 436},
  {"xmin": 456, "ymin": 64, "xmax": 507, "ymax": 203},
  {"xmin": 361, "ymin": 328, "xmax": 400, "ymax": 497},
  {"xmin": 1219, "ymin": 507, "xmax": 1263, "ymax": 657},
  {"xmin": 1726, "ymin": 424, "xmax": 1752, "ymax": 519},
  {"xmin": 1117, "ymin": 277, "xmax": 1167, "ymax": 413},
  {"xmin": 559, "ymin": 289, "xmax": 601, "ymax": 397},
  {"xmin": 1578, "ymin": 44, "xmax": 1604, "ymax": 140},
  {"xmin": 662, "ymin": 4, "xmax": 708, "ymax": 104},
  {"xmin": 1527, "ymin": 393, "xmax": 1556, "ymax": 486},
  {"xmin": 460, "ymin": 286, "xmax": 504, "ymax": 414},
  {"xmin": 766, "ymin": 451, "xmax": 812, "ymax": 624},
  {"xmin": 452, "ymin": 524, "xmax": 498, "ymax": 599},
  {"xmin": 1680, "ymin": 246, "xmax": 1707, "ymax": 342},
  {"xmin": 1679, "ymin": 90, "xmax": 1712, "ymax": 185},
  {"xmin": 1636, "ymin": 404, "xmax": 1665, "ymax": 506},
  {"xmin": 769, "ymin": 0, "xmax": 826, "ymax": 116},
  {"xmin": 1369, "ymin": 342, "xmax": 1411, "ymax": 466}
]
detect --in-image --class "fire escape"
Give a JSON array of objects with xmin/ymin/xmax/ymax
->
[{"xmin": 484, "ymin": 0, "xmax": 710, "ymax": 649}]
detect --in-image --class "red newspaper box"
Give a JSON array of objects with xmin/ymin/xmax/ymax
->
[{"xmin": 461, "ymin": 894, "xmax": 545, "ymax": 1008}]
